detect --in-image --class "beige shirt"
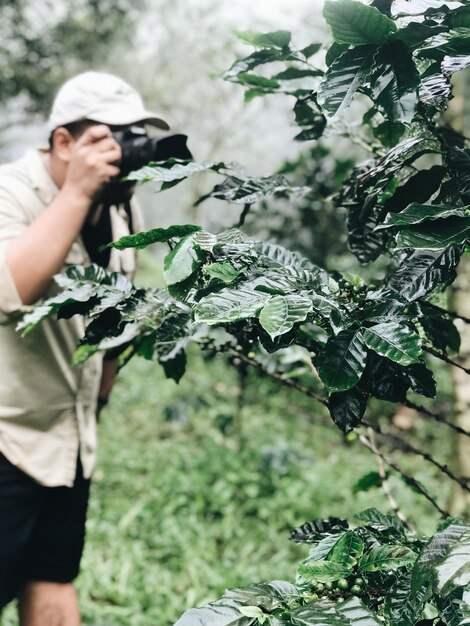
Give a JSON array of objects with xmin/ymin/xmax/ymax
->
[{"xmin": 0, "ymin": 149, "xmax": 140, "ymax": 487}]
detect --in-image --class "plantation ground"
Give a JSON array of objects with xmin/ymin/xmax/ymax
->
[{"xmin": 2, "ymin": 254, "xmax": 450, "ymax": 626}]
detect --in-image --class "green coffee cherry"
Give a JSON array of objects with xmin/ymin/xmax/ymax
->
[
  {"xmin": 337, "ymin": 578, "xmax": 349, "ymax": 591},
  {"xmin": 325, "ymin": 581, "xmax": 334, "ymax": 591},
  {"xmin": 354, "ymin": 577, "xmax": 365, "ymax": 587},
  {"xmin": 351, "ymin": 585, "xmax": 362, "ymax": 595},
  {"xmin": 316, "ymin": 583, "xmax": 325, "ymax": 592}
]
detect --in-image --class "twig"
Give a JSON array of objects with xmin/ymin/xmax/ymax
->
[
  {"xmin": 421, "ymin": 300, "xmax": 470, "ymax": 325},
  {"xmin": 423, "ymin": 345, "xmax": 470, "ymax": 375},
  {"xmin": 403, "ymin": 399, "xmax": 470, "ymax": 438},
  {"xmin": 235, "ymin": 203, "xmax": 251, "ymax": 228},
  {"xmin": 358, "ymin": 435, "xmax": 449, "ymax": 517},
  {"xmin": 365, "ymin": 428, "xmax": 413, "ymax": 530},
  {"xmin": 364, "ymin": 419, "xmax": 470, "ymax": 493},
  {"xmin": 227, "ymin": 348, "xmax": 328, "ymax": 406}
]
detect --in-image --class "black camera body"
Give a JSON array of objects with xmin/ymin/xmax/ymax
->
[{"xmin": 113, "ymin": 126, "xmax": 193, "ymax": 177}]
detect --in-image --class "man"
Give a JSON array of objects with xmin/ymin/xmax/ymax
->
[{"xmin": 0, "ymin": 71, "xmax": 169, "ymax": 625}]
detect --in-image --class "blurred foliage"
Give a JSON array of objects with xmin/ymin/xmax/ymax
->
[{"xmin": 0, "ymin": 0, "xmax": 144, "ymax": 114}]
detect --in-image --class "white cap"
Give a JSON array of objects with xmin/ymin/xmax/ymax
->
[{"xmin": 47, "ymin": 71, "xmax": 170, "ymax": 133}]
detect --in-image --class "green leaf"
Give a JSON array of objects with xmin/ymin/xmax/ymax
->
[
  {"xmin": 382, "ymin": 246, "xmax": 462, "ymax": 301},
  {"xmin": 370, "ymin": 41, "xmax": 419, "ymax": 123},
  {"xmin": 318, "ymin": 45, "xmax": 377, "ymax": 116},
  {"xmin": 259, "ymin": 295, "xmax": 312, "ymax": 339},
  {"xmin": 372, "ymin": 121, "xmax": 407, "ymax": 147},
  {"xmin": 300, "ymin": 43, "xmax": 322, "ymax": 59},
  {"xmin": 316, "ymin": 329, "xmax": 368, "ymax": 393},
  {"xmin": 163, "ymin": 235, "xmax": 203, "ymax": 286},
  {"xmin": 327, "ymin": 531, "xmax": 364, "ymax": 568},
  {"xmin": 395, "ymin": 217, "xmax": 470, "ymax": 250},
  {"xmin": 338, "ymin": 597, "xmax": 383, "ymax": 626},
  {"xmin": 224, "ymin": 581, "xmax": 298, "ymax": 611},
  {"xmin": 353, "ymin": 472, "xmax": 383, "ymax": 493},
  {"xmin": 376, "ymin": 203, "xmax": 466, "ymax": 230},
  {"xmin": 292, "ymin": 597, "xmax": 382, "ymax": 626},
  {"xmin": 384, "ymin": 569, "xmax": 426, "ymax": 626},
  {"xmin": 273, "ymin": 67, "xmax": 323, "ymax": 80},
  {"xmin": 173, "ymin": 599, "xmax": 256, "ymax": 626},
  {"xmin": 126, "ymin": 159, "xmax": 226, "ymax": 184},
  {"xmin": 411, "ymin": 523, "xmax": 470, "ymax": 599},
  {"xmin": 391, "ymin": 0, "xmax": 463, "ymax": 17},
  {"xmin": 195, "ymin": 173, "xmax": 309, "ymax": 206},
  {"xmin": 235, "ymin": 72, "xmax": 280, "ymax": 89},
  {"xmin": 329, "ymin": 387, "xmax": 368, "ymax": 432},
  {"xmin": 235, "ymin": 30, "xmax": 292, "ymax": 49},
  {"xmin": 223, "ymin": 48, "xmax": 293, "ymax": 80},
  {"xmin": 108, "ymin": 224, "xmax": 201, "ymax": 250},
  {"xmin": 298, "ymin": 561, "xmax": 351, "ymax": 582},
  {"xmin": 323, "ymin": 0, "xmax": 397, "ymax": 45},
  {"xmin": 436, "ymin": 530, "xmax": 470, "ymax": 595},
  {"xmin": 293, "ymin": 96, "xmax": 327, "ymax": 141},
  {"xmin": 359, "ymin": 545, "xmax": 416, "ymax": 572},
  {"xmin": 204, "ymin": 262, "xmax": 242, "ymax": 284},
  {"xmin": 419, "ymin": 72, "xmax": 451, "ymax": 110},
  {"xmin": 354, "ymin": 508, "xmax": 405, "ymax": 533},
  {"xmin": 194, "ymin": 288, "xmax": 270, "ymax": 324},
  {"xmin": 363, "ymin": 322, "xmax": 422, "ymax": 366}
]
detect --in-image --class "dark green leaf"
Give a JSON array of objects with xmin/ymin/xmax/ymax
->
[
  {"xmin": 323, "ymin": 0, "xmax": 397, "ymax": 45},
  {"xmin": 395, "ymin": 216, "xmax": 470, "ymax": 250},
  {"xmin": 370, "ymin": 41, "xmax": 419, "ymax": 123},
  {"xmin": 359, "ymin": 545, "xmax": 416, "ymax": 572},
  {"xmin": 195, "ymin": 174, "xmax": 309, "ymax": 206},
  {"xmin": 376, "ymin": 203, "xmax": 466, "ymax": 230},
  {"xmin": 372, "ymin": 121, "xmax": 407, "ymax": 147},
  {"xmin": 300, "ymin": 43, "xmax": 323, "ymax": 59},
  {"xmin": 391, "ymin": 0, "xmax": 463, "ymax": 17},
  {"xmin": 293, "ymin": 96, "xmax": 327, "ymax": 141},
  {"xmin": 318, "ymin": 45, "xmax": 376, "ymax": 117},
  {"xmin": 362, "ymin": 322, "xmax": 422, "ymax": 365},
  {"xmin": 354, "ymin": 508, "xmax": 405, "ymax": 533},
  {"xmin": 235, "ymin": 72, "xmax": 280, "ymax": 89},
  {"xmin": 353, "ymin": 472, "xmax": 383, "ymax": 493},
  {"xmin": 384, "ymin": 569, "xmax": 426, "ymax": 626},
  {"xmin": 411, "ymin": 523, "xmax": 470, "ymax": 599},
  {"xmin": 223, "ymin": 49, "xmax": 294, "ymax": 80},
  {"xmin": 235, "ymin": 30, "xmax": 292, "ymax": 49},
  {"xmin": 325, "ymin": 42, "xmax": 349, "ymax": 66},
  {"xmin": 108, "ymin": 224, "xmax": 201, "ymax": 251},
  {"xmin": 382, "ymin": 246, "xmax": 462, "ymax": 301},
  {"xmin": 435, "ymin": 530, "xmax": 470, "ymax": 595},
  {"xmin": 383, "ymin": 166, "xmax": 446, "ymax": 214},
  {"xmin": 316, "ymin": 329, "xmax": 368, "ymax": 393},
  {"xmin": 404, "ymin": 363, "xmax": 437, "ymax": 398},
  {"xmin": 329, "ymin": 386, "xmax": 368, "ymax": 432},
  {"xmin": 327, "ymin": 531, "xmax": 364, "ymax": 568},
  {"xmin": 273, "ymin": 67, "xmax": 323, "ymax": 80}
]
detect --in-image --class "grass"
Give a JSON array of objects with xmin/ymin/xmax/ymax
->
[{"xmin": 2, "ymin": 253, "xmax": 452, "ymax": 625}]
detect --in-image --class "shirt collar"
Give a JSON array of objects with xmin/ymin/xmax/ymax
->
[{"xmin": 24, "ymin": 148, "xmax": 60, "ymax": 206}]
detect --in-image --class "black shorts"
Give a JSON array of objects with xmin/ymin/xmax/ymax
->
[{"xmin": 0, "ymin": 452, "xmax": 90, "ymax": 609}]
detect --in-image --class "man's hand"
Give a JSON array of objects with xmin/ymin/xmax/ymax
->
[{"xmin": 62, "ymin": 125, "xmax": 122, "ymax": 204}]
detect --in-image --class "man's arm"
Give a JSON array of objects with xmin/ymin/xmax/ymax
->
[{"xmin": 5, "ymin": 125, "xmax": 121, "ymax": 305}]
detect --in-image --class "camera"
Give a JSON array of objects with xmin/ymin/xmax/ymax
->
[{"xmin": 112, "ymin": 126, "xmax": 193, "ymax": 177}]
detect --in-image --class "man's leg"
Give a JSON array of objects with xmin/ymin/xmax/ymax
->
[
  {"xmin": 18, "ymin": 582, "xmax": 80, "ymax": 626},
  {"xmin": 19, "ymin": 458, "xmax": 90, "ymax": 626}
]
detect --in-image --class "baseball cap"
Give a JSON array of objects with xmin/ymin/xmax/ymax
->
[{"xmin": 47, "ymin": 71, "xmax": 170, "ymax": 133}]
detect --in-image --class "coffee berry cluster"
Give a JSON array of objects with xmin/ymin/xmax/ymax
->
[{"xmin": 303, "ymin": 576, "xmax": 365, "ymax": 603}]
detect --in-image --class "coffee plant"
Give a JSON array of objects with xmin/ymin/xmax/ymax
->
[
  {"xmin": 17, "ymin": 0, "xmax": 470, "ymax": 621},
  {"xmin": 172, "ymin": 509, "xmax": 470, "ymax": 626}
]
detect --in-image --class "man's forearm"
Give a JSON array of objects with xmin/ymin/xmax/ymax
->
[{"xmin": 5, "ymin": 188, "xmax": 90, "ymax": 305}]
